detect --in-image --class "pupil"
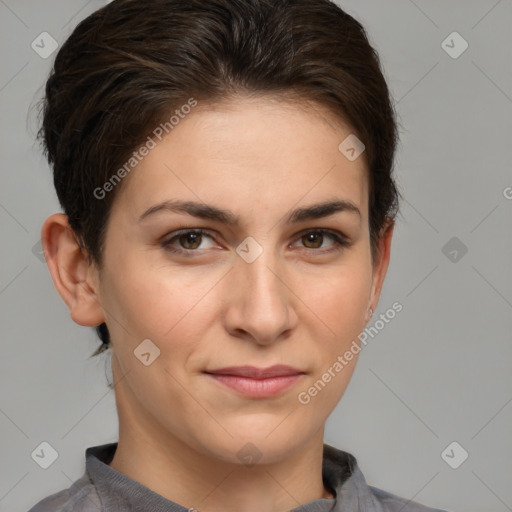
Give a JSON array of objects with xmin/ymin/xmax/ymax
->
[
  {"xmin": 305, "ymin": 233, "xmax": 322, "ymax": 248},
  {"xmin": 182, "ymin": 233, "xmax": 200, "ymax": 249}
]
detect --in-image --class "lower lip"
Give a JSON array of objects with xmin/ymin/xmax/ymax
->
[{"xmin": 206, "ymin": 373, "xmax": 303, "ymax": 398}]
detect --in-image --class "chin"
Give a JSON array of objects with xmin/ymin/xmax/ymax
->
[{"xmin": 201, "ymin": 426, "xmax": 308, "ymax": 467}]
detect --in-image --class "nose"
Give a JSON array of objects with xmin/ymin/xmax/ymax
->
[{"xmin": 222, "ymin": 248, "xmax": 298, "ymax": 346}]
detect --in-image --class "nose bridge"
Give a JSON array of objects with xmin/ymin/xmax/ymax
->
[{"xmin": 237, "ymin": 237, "xmax": 285, "ymax": 306}]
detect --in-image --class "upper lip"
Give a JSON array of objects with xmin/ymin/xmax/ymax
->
[{"xmin": 204, "ymin": 365, "xmax": 305, "ymax": 379}]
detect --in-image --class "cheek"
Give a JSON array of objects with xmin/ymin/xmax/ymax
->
[
  {"xmin": 100, "ymin": 253, "xmax": 224, "ymax": 352},
  {"xmin": 299, "ymin": 262, "xmax": 372, "ymax": 346},
  {"xmin": 294, "ymin": 267, "xmax": 371, "ymax": 411}
]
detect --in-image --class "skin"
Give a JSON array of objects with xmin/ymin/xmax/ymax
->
[{"xmin": 42, "ymin": 94, "xmax": 393, "ymax": 512}]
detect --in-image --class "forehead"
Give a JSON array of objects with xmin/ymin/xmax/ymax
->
[{"xmin": 111, "ymin": 95, "xmax": 369, "ymax": 225}]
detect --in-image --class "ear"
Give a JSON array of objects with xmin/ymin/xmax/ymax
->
[
  {"xmin": 41, "ymin": 213, "xmax": 105, "ymax": 327},
  {"xmin": 367, "ymin": 219, "xmax": 394, "ymax": 319}
]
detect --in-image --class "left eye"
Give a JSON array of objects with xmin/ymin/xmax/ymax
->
[
  {"xmin": 162, "ymin": 230, "xmax": 217, "ymax": 252},
  {"xmin": 161, "ymin": 228, "xmax": 349, "ymax": 256},
  {"xmin": 292, "ymin": 229, "xmax": 346, "ymax": 250}
]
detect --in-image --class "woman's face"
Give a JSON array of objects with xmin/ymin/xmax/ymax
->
[{"xmin": 94, "ymin": 95, "xmax": 391, "ymax": 464}]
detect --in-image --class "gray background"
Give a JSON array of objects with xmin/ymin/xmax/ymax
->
[{"xmin": 1, "ymin": 0, "xmax": 511, "ymax": 511}]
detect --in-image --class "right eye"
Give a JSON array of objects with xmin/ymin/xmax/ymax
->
[{"xmin": 161, "ymin": 229, "xmax": 219, "ymax": 256}]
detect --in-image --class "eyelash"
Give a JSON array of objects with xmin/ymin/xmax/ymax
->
[{"xmin": 161, "ymin": 228, "xmax": 351, "ymax": 257}]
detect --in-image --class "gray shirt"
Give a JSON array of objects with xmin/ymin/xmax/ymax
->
[{"xmin": 27, "ymin": 443, "xmax": 448, "ymax": 512}]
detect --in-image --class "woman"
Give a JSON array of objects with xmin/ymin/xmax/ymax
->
[{"xmin": 29, "ymin": 0, "xmax": 448, "ymax": 510}]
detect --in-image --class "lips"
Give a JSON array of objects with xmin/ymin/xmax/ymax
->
[
  {"xmin": 204, "ymin": 364, "xmax": 305, "ymax": 379},
  {"xmin": 204, "ymin": 365, "xmax": 306, "ymax": 398}
]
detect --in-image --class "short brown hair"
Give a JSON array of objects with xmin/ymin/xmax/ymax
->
[{"xmin": 38, "ymin": 0, "xmax": 400, "ymax": 356}]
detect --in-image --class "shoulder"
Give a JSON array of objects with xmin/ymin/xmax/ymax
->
[
  {"xmin": 368, "ymin": 484, "xmax": 450, "ymax": 512},
  {"xmin": 323, "ymin": 444, "xmax": 450, "ymax": 512},
  {"xmin": 26, "ymin": 473, "xmax": 102, "ymax": 512}
]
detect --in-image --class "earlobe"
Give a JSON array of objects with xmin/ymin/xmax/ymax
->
[
  {"xmin": 368, "ymin": 220, "xmax": 394, "ymax": 314},
  {"xmin": 41, "ymin": 213, "xmax": 105, "ymax": 327}
]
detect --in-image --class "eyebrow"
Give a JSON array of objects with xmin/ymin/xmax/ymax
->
[{"xmin": 138, "ymin": 198, "xmax": 361, "ymax": 225}]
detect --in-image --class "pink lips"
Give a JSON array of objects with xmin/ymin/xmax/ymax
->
[{"xmin": 204, "ymin": 365, "xmax": 305, "ymax": 398}]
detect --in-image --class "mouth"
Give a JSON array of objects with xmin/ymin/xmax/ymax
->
[
  {"xmin": 205, "ymin": 364, "xmax": 305, "ymax": 379},
  {"xmin": 203, "ymin": 365, "xmax": 306, "ymax": 398}
]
